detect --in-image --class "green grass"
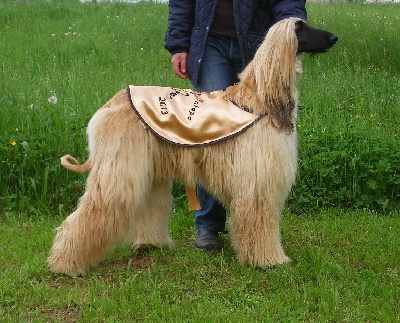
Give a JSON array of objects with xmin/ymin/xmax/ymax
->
[
  {"xmin": 1, "ymin": 209, "xmax": 399, "ymax": 321},
  {"xmin": 301, "ymin": 5, "xmax": 399, "ymax": 148},
  {"xmin": 1, "ymin": 1, "xmax": 399, "ymax": 213},
  {"xmin": 293, "ymin": 4, "xmax": 400, "ymax": 212},
  {"xmin": 0, "ymin": 0, "xmax": 189, "ymax": 213}
]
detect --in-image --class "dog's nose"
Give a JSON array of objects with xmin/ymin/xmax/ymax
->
[{"xmin": 329, "ymin": 34, "xmax": 338, "ymax": 44}]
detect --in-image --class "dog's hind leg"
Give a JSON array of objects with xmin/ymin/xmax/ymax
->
[
  {"xmin": 128, "ymin": 179, "xmax": 174, "ymax": 248},
  {"xmin": 229, "ymin": 199, "xmax": 290, "ymax": 268},
  {"xmin": 47, "ymin": 169, "xmax": 139, "ymax": 276},
  {"xmin": 49, "ymin": 131, "xmax": 151, "ymax": 275},
  {"xmin": 48, "ymin": 96, "xmax": 161, "ymax": 275}
]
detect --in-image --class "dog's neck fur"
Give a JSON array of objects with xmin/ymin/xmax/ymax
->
[
  {"xmin": 223, "ymin": 19, "xmax": 302, "ymax": 132},
  {"xmin": 224, "ymin": 59, "xmax": 301, "ymax": 133}
]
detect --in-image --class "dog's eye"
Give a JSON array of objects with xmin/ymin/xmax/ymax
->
[{"xmin": 295, "ymin": 20, "xmax": 304, "ymax": 31}]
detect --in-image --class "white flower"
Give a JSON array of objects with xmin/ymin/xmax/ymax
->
[
  {"xmin": 48, "ymin": 95, "xmax": 58, "ymax": 104},
  {"xmin": 28, "ymin": 104, "xmax": 34, "ymax": 109},
  {"xmin": 21, "ymin": 141, "xmax": 29, "ymax": 150}
]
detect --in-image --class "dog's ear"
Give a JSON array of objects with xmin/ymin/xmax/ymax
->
[{"xmin": 269, "ymin": 89, "xmax": 295, "ymax": 131}]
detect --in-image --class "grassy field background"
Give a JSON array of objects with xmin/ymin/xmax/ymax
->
[
  {"xmin": 1, "ymin": 1, "xmax": 399, "ymax": 213},
  {"xmin": 1, "ymin": 208, "xmax": 399, "ymax": 321},
  {"xmin": 293, "ymin": 4, "xmax": 400, "ymax": 212},
  {"xmin": 0, "ymin": 1, "xmax": 399, "ymax": 321}
]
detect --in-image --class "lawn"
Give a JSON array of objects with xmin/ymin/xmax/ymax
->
[{"xmin": 1, "ymin": 209, "xmax": 399, "ymax": 321}]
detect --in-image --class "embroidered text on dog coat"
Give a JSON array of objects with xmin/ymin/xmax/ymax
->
[{"xmin": 127, "ymin": 85, "xmax": 260, "ymax": 146}]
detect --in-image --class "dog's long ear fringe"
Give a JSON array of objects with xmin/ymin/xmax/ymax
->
[
  {"xmin": 268, "ymin": 91, "xmax": 296, "ymax": 131},
  {"xmin": 238, "ymin": 18, "xmax": 299, "ymax": 131}
]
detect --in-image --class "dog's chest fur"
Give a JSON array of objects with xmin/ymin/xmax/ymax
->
[{"xmin": 127, "ymin": 85, "xmax": 262, "ymax": 146}]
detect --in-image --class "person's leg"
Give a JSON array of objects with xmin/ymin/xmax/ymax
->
[
  {"xmin": 194, "ymin": 34, "xmax": 242, "ymax": 250},
  {"xmin": 195, "ymin": 35, "xmax": 241, "ymax": 93}
]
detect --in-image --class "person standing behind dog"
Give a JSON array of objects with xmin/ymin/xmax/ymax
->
[{"xmin": 164, "ymin": 0, "xmax": 307, "ymax": 251}]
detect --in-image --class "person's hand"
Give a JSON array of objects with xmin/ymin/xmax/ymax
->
[{"xmin": 171, "ymin": 52, "xmax": 189, "ymax": 79}]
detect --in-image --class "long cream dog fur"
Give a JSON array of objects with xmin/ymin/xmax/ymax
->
[{"xmin": 48, "ymin": 18, "xmax": 337, "ymax": 276}]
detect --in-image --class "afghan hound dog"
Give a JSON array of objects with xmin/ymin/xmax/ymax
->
[{"xmin": 48, "ymin": 18, "xmax": 338, "ymax": 276}]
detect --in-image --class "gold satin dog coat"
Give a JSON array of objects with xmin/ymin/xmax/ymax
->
[{"xmin": 127, "ymin": 85, "xmax": 261, "ymax": 146}]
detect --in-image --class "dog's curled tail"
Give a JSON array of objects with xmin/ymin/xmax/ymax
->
[{"xmin": 60, "ymin": 155, "xmax": 90, "ymax": 173}]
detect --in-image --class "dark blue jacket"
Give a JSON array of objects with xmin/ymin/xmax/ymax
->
[{"xmin": 165, "ymin": 0, "xmax": 307, "ymax": 86}]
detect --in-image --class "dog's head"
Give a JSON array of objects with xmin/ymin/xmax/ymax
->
[
  {"xmin": 234, "ymin": 18, "xmax": 338, "ymax": 132},
  {"xmin": 295, "ymin": 20, "xmax": 338, "ymax": 54}
]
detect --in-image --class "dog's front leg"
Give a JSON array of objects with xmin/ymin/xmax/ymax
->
[{"xmin": 229, "ymin": 199, "xmax": 290, "ymax": 268}]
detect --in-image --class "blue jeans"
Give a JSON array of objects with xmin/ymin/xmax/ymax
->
[{"xmin": 194, "ymin": 33, "xmax": 243, "ymax": 232}]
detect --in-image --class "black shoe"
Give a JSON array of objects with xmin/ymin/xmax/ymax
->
[{"xmin": 195, "ymin": 230, "xmax": 221, "ymax": 251}]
